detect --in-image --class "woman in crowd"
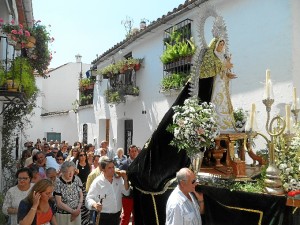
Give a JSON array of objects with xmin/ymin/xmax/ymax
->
[
  {"xmin": 54, "ymin": 161, "xmax": 83, "ymax": 225},
  {"xmin": 87, "ymin": 151, "xmax": 94, "ymax": 167},
  {"xmin": 56, "ymin": 151, "xmax": 65, "ymax": 170},
  {"xmin": 2, "ymin": 168, "xmax": 34, "ymax": 225},
  {"xmin": 18, "ymin": 179, "xmax": 57, "ymax": 225},
  {"xmin": 91, "ymin": 154, "xmax": 100, "ymax": 171},
  {"xmin": 17, "ymin": 150, "xmax": 31, "ymax": 169},
  {"xmin": 113, "ymin": 147, "xmax": 127, "ymax": 168},
  {"xmin": 66, "ymin": 147, "xmax": 79, "ymax": 162},
  {"xmin": 74, "ymin": 149, "xmax": 90, "ymax": 225}
]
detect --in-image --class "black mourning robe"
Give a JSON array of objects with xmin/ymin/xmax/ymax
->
[{"xmin": 127, "ymin": 78, "xmax": 214, "ymax": 225}]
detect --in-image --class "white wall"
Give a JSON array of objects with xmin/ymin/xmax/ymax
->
[{"xmin": 24, "ymin": 62, "xmax": 91, "ymax": 144}]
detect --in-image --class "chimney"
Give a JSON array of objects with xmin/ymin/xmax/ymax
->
[{"xmin": 75, "ymin": 54, "xmax": 82, "ymax": 63}]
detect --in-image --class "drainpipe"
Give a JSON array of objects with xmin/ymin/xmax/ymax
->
[{"xmin": 5, "ymin": 0, "xmax": 12, "ymax": 14}]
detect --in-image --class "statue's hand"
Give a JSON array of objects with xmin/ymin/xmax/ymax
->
[
  {"xmin": 227, "ymin": 72, "xmax": 237, "ymax": 79},
  {"xmin": 225, "ymin": 59, "xmax": 233, "ymax": 70}
]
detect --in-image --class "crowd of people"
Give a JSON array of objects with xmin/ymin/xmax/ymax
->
[
  {"xmin": 2, "ymin": 138, "xmax": 205, "ymax": 225},
  {"xmin": 2, "ymin": 139, "xmax": 140, "ymax": 225}
]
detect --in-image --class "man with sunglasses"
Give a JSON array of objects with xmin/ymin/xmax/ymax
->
[{"xmin": 166, "ymin": 168, "xmax": 204, "ymax": 225}]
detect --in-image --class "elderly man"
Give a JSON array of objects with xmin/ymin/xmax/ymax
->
[
  {"xmin": 166, "ymin": 168, "xmax": 204, "ymax": 225},
  {"xmin": 86, "ymin": 159, "xmax": 129, "ymax": 225}
]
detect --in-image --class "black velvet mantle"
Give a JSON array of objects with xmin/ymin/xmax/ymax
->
[
  {"xmin": 197, "ymin": 185, "xmax": 287, "ymax": 225},
  {"xmin": 127, "ymin": 78, "xmax": 214, "ymax": 225}
]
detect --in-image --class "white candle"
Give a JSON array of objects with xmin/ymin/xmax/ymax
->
[
  {"xmin": 250, "ymin": 103, "xmax": 256, "ymax": 130},
  {"xmin": 285, "ymin": 104, "xmax": 291, "ymax": 133},
  {"xmin": 265, "ymin": 69, "xmax": 271, "ymax": 99},
  {"xmin": 293, "ymin": 87, "xmax": 297, "ymax": 109}
]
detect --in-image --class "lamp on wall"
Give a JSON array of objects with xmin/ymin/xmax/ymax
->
[{"xmin": 113, "ymin": 137, "xmax": 117, "ymax": 146}]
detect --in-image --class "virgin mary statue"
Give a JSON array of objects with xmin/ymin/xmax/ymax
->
[
  {"xmin": 128, "ymin": 6, "xmax": 236, "ymax": 225},
  {"xmin": 198, "ymin": 37, "xmax": 237, "ymax": 133}
]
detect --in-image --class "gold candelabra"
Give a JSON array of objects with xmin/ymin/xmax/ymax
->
[
  {"xmin": 291, "ymin": 109, "xmax": 300, "ymax": 124},
  {"xmin": 246, "ymin": 98, "xmax": 287, "ymax": 195}
]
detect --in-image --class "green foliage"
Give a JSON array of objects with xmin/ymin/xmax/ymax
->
[
  {"xmin": 105, "ymin": 89, "xmax": 122, "ymax": 104},
  {"xmin": 0, "ymin": 64, "xmax": 5, "ymax": 86},
  {"xmin": 275, "ymin": 124, "xmax": 300, "ymax": 191},
  {"xmin": 7, "ymin": 57, "xmax": 38, "ymax": 98},
  {"xmin": 161, "ymin": 72, "xmax": 189, "ymax": 91},
  {"xmin": 230, "ymin": 180, "xmax": 264, "ymax": 193},
  {"xmin": 233, "ymin": 108, "xmax": 247, "ymax": 129},
  {"xmin": 100, "ymin": 64, "xmax": 120, "ymax": 76},
  {"xmin": 160, "ymin": 30, "xmax": 196, "ymax": 64},
  {"xmin": 1, "ymin": 92, "xmax": 38, "ymax": 193},
  {"xmin": 79, "ymin": 77, "xmax": 95, "ymax": 89},
  {"xmin": 0, "ymin": 193, "xmax": 8, "ymax": 224},
  {"xmin": 124, "ymin": 85, "xmax": 139, "ymax": 96},
  {"xmin": 101, "ymin": 57, "xmax": 143, "ymax": 75},
  {"xmin": 27, "ymin": 20, "xmax": 53, "ymax": 76}
]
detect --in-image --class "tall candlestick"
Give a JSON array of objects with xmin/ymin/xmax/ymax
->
[
  {"xmin": 293, "ymin": 87, "xmax": 297, "ymax": 110},
  {"xmin": 286, "ymin": 104, "xmax": 291, "ymax": 133},
  {"xmin": 265, "ymin": 69, "xmax": 271, "ymax": 99},
  {"xmin": 250, "ymin": 103, "xmax": 256, "ymax": 130}
]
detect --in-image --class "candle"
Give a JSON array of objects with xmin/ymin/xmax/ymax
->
[
  {"xmin": 285, "ymin": 104, "xmax": 291, "ymax": 133},
  {"xmin": 250, "ymin": 103, "xmax": 256, "ymax": 130},
  {"xmin": 265, "ymin": 69, "xmax": 271, "ymax": 99},
  {"xmin": 293, "ymin": 87, "xmax": 297, "ymax": 109}
]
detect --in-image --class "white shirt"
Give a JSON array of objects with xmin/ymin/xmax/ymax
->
[
  {"xmin": 2, "ymin": 183, "xmax": 34, "ymax": 225},
  {"xmin": 166, "ymin": 186, "xmax": 202, "ymax": 225},
  {"xmin": 85, "ymin": 173, "xmax": 130, "ymax": 213}
]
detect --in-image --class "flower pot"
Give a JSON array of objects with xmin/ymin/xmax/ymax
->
[
  {"xmin": 27, "ymin": 36, "xmax": 36, "ymax": 44},
  {"xmin": 7, "ymin": 79, "xmax": 19, "ymax": 92},
  {"xmin": 7, "ymin": 34, "xmax": 17, "ymax": 46},
  {"xmin": 134, "ymin": 63, "xmax": 141, "ymax": 71},
  {"xmin": 14, "ymin": 43, "xmax": 22, "ymax": 50}
]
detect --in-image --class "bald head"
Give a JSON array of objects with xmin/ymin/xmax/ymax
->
[{"xmin": 176, "ymin": 168, "xmax": 193, "ymax": 183}]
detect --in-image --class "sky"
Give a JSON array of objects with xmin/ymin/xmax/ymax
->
[{"xmin": 32, "ymin": 0, "xmax": 185, "ymax": 69}]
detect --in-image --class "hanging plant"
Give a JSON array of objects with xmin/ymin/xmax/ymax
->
[
  {"xmin": 26, "ymin": 20, "xmax": 54, "ymax": 76},
  {"xmin": 7, "ymin": 57, "xmax": 38, "ymax": 98}
]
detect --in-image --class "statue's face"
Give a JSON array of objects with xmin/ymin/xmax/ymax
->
[{"xmin": 216, "ymin": 40, "xmax": 225, "ymax": 52}]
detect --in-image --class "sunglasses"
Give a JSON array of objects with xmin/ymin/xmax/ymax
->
[
  {"xmin": 191, "ymin": 179, "xmax": 198, "ymax": 184},
  {"xmin": 79, "ymin": 154, "xmax": 86, "ymax": 157}
]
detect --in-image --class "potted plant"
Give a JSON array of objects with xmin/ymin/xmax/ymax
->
[
  {"xmin": 80, "ymin": 93, "xmax": 93, "ymax": 105},
  {"xmin": 0, "ymin": 65, "xmax": 7, "ymax": 90},
  {"xmin": 160, "ymin": 72, "xmax": 190, "ymax": 92},
  {"xmin": 124, "ymin": 85, "xmax": 139, "ymax": 96},
  {"xmin": 116, "ymin": 59, "xmax": 128, "ymax": 74},
  {"xmin": 26, "ymin": 20, "xmax": 54, "ymax": 76},
  {"xmin": 0, "ymin": 18, "xmax": 32, "ymax": 49},
  {"xmin": 6, "ymin": 57, "xmax": 37, "ymax": 98},
  {"xmin": 100, "ymin": 63, "xmax": 120, "ymax": 78},
  {"xmin": 104, "ymin": 89, "xmax": 122, "ymax": 104},
  {"xmin": 79, "ymin": 78, "xmax": 94, "ymax": 91}
]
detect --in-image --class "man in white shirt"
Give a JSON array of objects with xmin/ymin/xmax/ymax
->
[
  {"xmin": 166, "ymin": 168, "xmax": 204, "ymax": 225},
  {"xmin": 86, "ymin": 159, "xmax": 130, "ymax": 225}
]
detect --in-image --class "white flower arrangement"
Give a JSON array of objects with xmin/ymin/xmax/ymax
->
[
  {"xmin": 167, "ymin": 96, "xmax": 219, "ymax": 157},
  {"xmin": 275, "ymin": 123, "xmax": 300, "ymax": 191},
  {"xmin": 233, "ymin": 108, "xmax": 247, "ymax": 130}
]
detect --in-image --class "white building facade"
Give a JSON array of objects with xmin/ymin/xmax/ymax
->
[
  {"xmin": 24, "ymin": 57, "xmax": 91, "ymax": 145},
  {"xmin": 78, "ymin": 0, "xmax": 300, "ymax": 156}
]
